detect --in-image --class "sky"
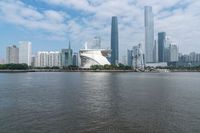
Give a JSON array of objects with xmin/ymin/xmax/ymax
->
[{"xmin": 0, "ymin": 0, "xmax": 200, "ymax": 61}]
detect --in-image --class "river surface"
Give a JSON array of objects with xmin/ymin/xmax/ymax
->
[{"xmin": 0, "ymin": 72, "xmax": 200, "ymax": 133}]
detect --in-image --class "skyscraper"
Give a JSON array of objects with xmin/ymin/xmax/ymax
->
[
  {"xmin": 153, "ymin": 40, "xmax": 158, "ymax": 63},
  {"xmin": 6, "ymin": 45, "xmax": 19, "ymax": 64},
  {"xmin": 158, "ymin": 32, "xmax": 166, "ymax": 62},
  {"xmin": 127, "ymin": 49, "xmax": 132, "ymax": 66},
  {"xmin": 169, "ymin": 44, "xmax": 178, "ymax": 62},
  {"xmin": 19, "ymin": 41, "xmax": 32, "ymax": 66},
  {"xmin": 73, "ymin": 53, "xmax": 79, "ymax": 66},
  {"xmin": 61, "ymin": 41, "xmax": 73, "ymax": 67},
  {"xmin": 111, "ymin": 16, "xmax": 119, "ymax": 65},
  {"xmin": 144, "ymin": 6, "xmax": 154, "ymax": 63}
]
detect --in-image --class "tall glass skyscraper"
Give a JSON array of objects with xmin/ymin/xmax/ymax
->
[
  {"xmin": 61, "ymin": 41, "xmax": 73, "ymax": 67},
  {"xmin": 111, "ymin": 16, "xmax": 119, "ymax": 65},
  {"xmin": 144, "ymin": 6, "xmax": 154, "ymax": 63},
  {"xmin": 158, "ymin": 32, "xmax": 166, "ymax": 62}
]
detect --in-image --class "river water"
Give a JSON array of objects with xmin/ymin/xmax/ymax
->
[{"xmin": 0, "ymin": 72, "xmax": 200, "ymax": 133}]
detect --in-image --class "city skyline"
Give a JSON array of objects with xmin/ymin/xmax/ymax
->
[{"xmin": 1, "ymin": 0, "xmax": 200, "ymax": 60}]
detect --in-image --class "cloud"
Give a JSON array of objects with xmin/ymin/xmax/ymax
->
[
  {"xmin": 0, "ymin": 0, "xmax": 69, "ymax": 36},
  {"xmin": 0, "ymin": 0, "xmax": 200, "ymax": 59}
]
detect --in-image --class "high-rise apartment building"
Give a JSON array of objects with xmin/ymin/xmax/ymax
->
[
  {"xmin": 144, "ymin": 6, "xmax": 154, "ymax": 63},
  {"xmin": 19, "ymin": 41, "xmax": 32, "ymax": 66},
  {"xmin": 49, "ymin": 51, "xmax": 61, "ymax": 67},
  {"xmin": 6, "ymin": 45, "xmax": 19, "ymax": 64},
  {"xmin": 36, "ymin": 51, "xmax": 49, "ymax": 67},
  {"xmin": 36, "ymin": 51, "xmax": 61, "ymax": 67},
  {"xmin": 111, "ymin": 16, "xmax": 119, "ymax": 65}
]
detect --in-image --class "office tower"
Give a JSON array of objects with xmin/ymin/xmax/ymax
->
[
  {"xmin": 19, "ymin": 41, "xmax": 32, "ymax": 66},
  {"xmin": 49, "ymin": 51, "xmax": 61, "ymax": 67},
  {"xmin": 127, "ymin": 50, "xmax": 132, "ymax": 66},
  {"xmin": 153, "ymin": 40, "xmax": 158, "ymax": 63},
  {"xmin": 169, "ymin": 44, "xmax": 178, "ymax": 62},
  {"xmin": 111, "ymin": 16, "xmax": 119, "ymax": 65},
  {"xmin": 61, "ymin": 42, "xmax": 73, "ymax": 67},
  {"xmin": 73, "ymin": 53, "xmax": 79, "ymax": 66},
  {"xmin": 158, "ymin": 32, "xmax": 166, "ymax": 62},
  {"xmin": 145, "ymin": 6, "xmax": 154, "ymax": 63},
  {"xmin": 6, "ymin": 45, "xmax": 19, "ymax": 64}
]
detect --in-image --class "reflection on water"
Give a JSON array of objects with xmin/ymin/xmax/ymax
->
[{"xmin": 0, "ymin": 72, "xmax": 200, "ymax": 133}]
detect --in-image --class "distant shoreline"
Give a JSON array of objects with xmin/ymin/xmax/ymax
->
[{"xmin": 0, "ymin": 69, "xmax": 200, "ymax": 73}]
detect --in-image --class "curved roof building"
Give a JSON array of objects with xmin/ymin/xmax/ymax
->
[{"xmin": 79, "ymin": 49, "xmax": 111, "ymax": 68}]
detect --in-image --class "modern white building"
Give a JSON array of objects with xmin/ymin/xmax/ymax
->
[
  {"xmin": 19, "ymin": 41, "xmax": 32, "ymax": 66},
  {"xmin": 6, "ymin": 45, "xmax": 19, "ymax": 64},
  {"xmin": 79, "ymin": 43, "xmax": 111, "ymax": 68},
  {"xmin": 36, "ymin": 51, "xmax": 61, "ymax": 67}
]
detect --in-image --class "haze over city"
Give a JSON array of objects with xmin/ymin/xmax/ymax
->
[{"xmin": 0, "ymin": 0, "xmax": 200, "ymax": 60}]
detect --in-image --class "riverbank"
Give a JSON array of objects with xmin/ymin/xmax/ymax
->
[
  {"xmin": 0, "ymin": 69, "xmax": 200, "ymax": 73},
  {"xmin": 0, "ymin": 69, "xmax": 137, "ymax": 73}
]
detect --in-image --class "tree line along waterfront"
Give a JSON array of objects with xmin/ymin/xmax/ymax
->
[{"xmin": 1, "ymin": 63, "xmax": 200, "ymax": 72}]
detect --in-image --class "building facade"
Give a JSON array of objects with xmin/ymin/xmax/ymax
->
[
  {"xmin": 111, "ymin": 16, "xmax": 119, "ymax": 65},
  {"xmin": 19, "ymin": 41, "xmax": 32, "ymax": 66},
  {"xmin": 127, "ymin": 44, "xmax": 145, "ymax": 69},
  {"xmin": 48, "ymin": 51, "xmax": 61, "ymax": 67},
  {"xmin": 127, "ymin": 50, "xmax": 132, "ymax": 66},
  {"xmin": 6, "ymin": 45, "xmax": 19, "ymax": 64},
  {"xmin": 36, "ymin": 51, "xmax": 61, "ymax": 67},
  {"xmin": 144, "ymin": 6, "xmax": 154, "ymax": 63},
  {"xmin": 79, "ymin": 49, "xmax": 111, "ymax": 69},
  {"xmin": 61, "ymin": 43, "xmax": 73, "ymax": 67},
  {"xmin": 158, "ymin": 32, "xmax": 166, "ymax": 62},
  {"xmin": 169, "ymin": 44, "xmax": 178, "ymax": 62},
  {"xmin": 73, "ymin": 53, "xmax": 79, "ymax": 66},
  {"xmin": 153, "ymin": 40, "xmax": 158, "ymax": 63},
  {"xmin": 36, "ymin": 51, "xmax": 49, "ymax": 67}
]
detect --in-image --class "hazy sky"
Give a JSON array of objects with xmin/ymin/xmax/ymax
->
[{"xmin": 0, "ymin": 0, "xmax": 200, "ymax": 60}]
